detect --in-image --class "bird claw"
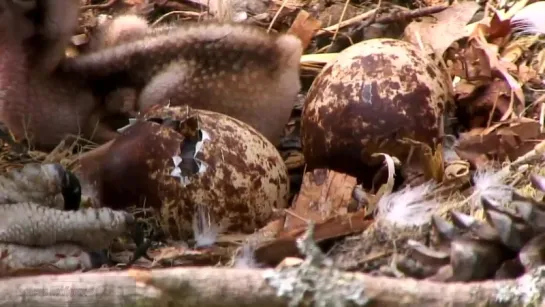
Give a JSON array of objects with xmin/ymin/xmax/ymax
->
[
  {"xmin": 126, "ymin": 224, "xmax": 159, "ymax": 266},
  {"xmin": 450, "ymin": 210, "xmax": 500, "ymax": 242}
]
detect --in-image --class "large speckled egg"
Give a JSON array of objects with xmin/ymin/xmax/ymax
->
[
  {"xmin": 76, "ymin": 105, "xmax": 289, "ymax": 239},
  {"xmin": 302, "ymin": 38, "xmax": 453, "ymax": 179}
]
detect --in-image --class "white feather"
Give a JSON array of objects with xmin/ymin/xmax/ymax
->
[
  {"xmin": 511, "ymin": 2, "xmax": 545, "ymax": 35},
  {"xmin": 233, "ymin": 243, "xmax": 262, "ymax": 269},
  {"xmin": 471, "ymin": 168, "xmax": 512, "ymax": 208},
  {"xmin": 376, "ymin": 183, "xmax": 438, "ymax": 227},
  {"xmin": 192, "ymin": 205, "xmax": 223, "ymax": 247}
]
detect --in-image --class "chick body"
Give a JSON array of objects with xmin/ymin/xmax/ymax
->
[{"xmin": 64, "ymin": 20, "xmax": 303, "ymax": 145}]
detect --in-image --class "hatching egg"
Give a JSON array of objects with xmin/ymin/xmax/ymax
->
[
  {"xmin": 77, "ymin": 105, "xmax": 289, "ymax": 239},
  {"xmin": 301, "ymin": 38, "xmax": 453, "ymax": 180}
]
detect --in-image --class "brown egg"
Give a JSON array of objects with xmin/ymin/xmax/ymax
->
[
  {"xmin": 301, "ymin": 38, "xmax": 453, "ymax": 180},
  {"xmin": 76, "ymin": 105, "xmax": 289, "ymax": 239}
]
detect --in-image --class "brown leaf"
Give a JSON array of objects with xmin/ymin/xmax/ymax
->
[
  {"xmin": 254, "ymin": 211, "xmax": 372, "ymax": 266},
  {"xmin": 457, "ymin": 78, "xmax": 523, "ymax": 128},
  {"xmin": 404, "ymin": 1, "xmax": 480, "ymax": 58},
  {"xmin": 468, "ymin": 34, "xmax": 525, "ymax": 107},
  {"xmin": 450, "ymin": 44, "xmax": 492, "ymax": 82},
  {"xmin": 454, "ymin": 80, "xmax": 481, "ymax": 99},
  {"xmin": 287, "ymin": 10, "xmax": 322, "ymax": 50},
  {"xmin": 284, "ymin": 169, "xmax": 357, "ymax": 231},
  {"xmin": 455, "ymin": 118, "xmax": 545, "ymax": 166},
  {"xmin": 486, "ymin": 10, "xmax": 513, "ymax": 41}
]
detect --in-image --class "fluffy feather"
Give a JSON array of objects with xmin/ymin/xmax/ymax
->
[
  {"xmin": 511, "ymin": 2, "xmax": 545, "ymax": 35},
  {"xmin": 192, "ymin": 204, "xmax": 224, "ymax": 247},
  {"xmin": 61, "ymin": 21, "xmax": 303, "ymax": 145},
  {"xmin": 471, "ymin": 168, "xmax": 512, "ymax": 208},
  {"xmin": 232, "ymin": 242, "xmax": 262, "ymax": 269},
  {"xmin": 376, "ymin": 182, "xmax": 439, "ymax": 227}
]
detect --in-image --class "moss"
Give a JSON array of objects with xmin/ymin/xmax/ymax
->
[
  {"xmin": 264, "ymin": 224, "xmax": 371, "ymax": 307},
  {"xmin": 263, "ymin": 265, "xmax": 370, "ymax": 307},
  {"xmin": 495, "ymin": 267, "xmax": 545, "ymax": 306}
]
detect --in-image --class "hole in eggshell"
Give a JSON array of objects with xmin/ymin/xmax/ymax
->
[
  {"xmin": 147, "ymin": 117, "xmax": 164, "ymax": 125},
  {"xmin": 170, "ymin": 121, "xmax": 210, "ymax": 186},
  {"xmin": 163, "ymin": 118, "xmax": 181, "ymax": 129},
  {"xmin": 147, "ymin": 117, "xmax": 181, "ymax": 130},
  {"xmin": 179, "ymin": 137, "xmax": 200, "ymax": 175},
  {"xmin": 116, "ymin": 117, "xmax": 139, "ymax": 133}
]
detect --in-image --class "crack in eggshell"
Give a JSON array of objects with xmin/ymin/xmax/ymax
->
[
  {"xmin": 80, "ymin": 105, "xmax": 289, "ymax": 240},
  {"xmin": 170, "ymin": 126, "xmax": 211, "ymax": 186},
  {"xmin": 117, "ymin": 117, "xmax": 138, "ymax": 133}
]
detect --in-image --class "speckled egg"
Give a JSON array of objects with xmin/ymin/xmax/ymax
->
[
  {"xmin": 77, "ymin": 105, "xmax": 289, "ymax": 239},
  {"xmin": 301, "ymin": 38, "xmax": 453, "ymax": 179}
]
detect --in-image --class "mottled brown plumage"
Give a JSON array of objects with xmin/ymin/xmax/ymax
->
[
  {"xmin": 86, "ymin": 14, "xmax": 176, "ymax": 118},
  {"xmin": 1, "ymin": 71, "xmax": 119, "ymax": 149},
  {"xmin": 87, "ymin": 14, "xmax": 176, "ymax": 51},
  {"xmin": 63, "ymin": 20, "xmax": 303, "ymax": 145}
]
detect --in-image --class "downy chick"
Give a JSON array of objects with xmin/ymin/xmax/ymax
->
[
  {"xmin": 0, "ymin": 0, "xmax": 119, "ymax": 150},
  {"xmin": 87, "ymin": 14, "xmax": 177, "ymax": 51},
  {"xmin": 86, "ymin": 14, "xmax": 178, "ymax": 117},
  {"xmin": 18, "ymin": 0, "xmax": 80, "ymax": 74},
  {"xmin": 61, "ymin": 18, "xmax": 303, "ymax": 145}
]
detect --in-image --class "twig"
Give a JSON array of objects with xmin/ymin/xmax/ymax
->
[
  {"xmin": 0, "ymin": 265, "xmax": 543, "ymax": 306},
  {"xmin": 81, "ymin": 0, "xmax": 119, "ymax": 10},
  {"xmin": 315, "ymin": 9, "xmax": 377, "ymax": 36},
  {"xmin": 349, "ymin": 4, "xmax": 449, "ymax": 36},
  {"xmin": 267, "ymin": 0, "xmax": 289, "ymax": 33},
  {"xmin": 151, "ymin": 10, "xmax": 205, "ymax": 26},
  {"xmin": 330, "ymin": 0, "xmax": 352, "ymax": 42}
]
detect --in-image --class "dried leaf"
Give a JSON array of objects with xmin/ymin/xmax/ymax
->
[
  {"xmin": 404, "ymin": 1, "xmax": 480, "ymax": 58},
  {"xmin": 469, "ymin": 36, "xmax": 525, "ymax": 107},
  {"xmin": 400, "ymin": 139, "xmax": 444, "ymax": 182},
  {"xmin": 457, "ymin": 78, "xmax": 523, "ymax": 128},
  {"xmin": 284, "ymin": 169, "xmax": 357, "ymax": 231},
  {"xmin": 288, "ymin": 10, "xmax": 322, "ymax": 50},
  {"xmin": 455, "ymin": 118, "xmax": 544, "ymax": 165},
  {"xmin": 444, "ymin": 160, "xmax": 470, "ymax": 182},
  {"xmin": 254, "ymin": 211, "xmax": 371, "ymax": 266}
]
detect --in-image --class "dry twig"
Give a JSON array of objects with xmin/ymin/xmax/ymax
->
[{"xmin": 0, "ymin": 265, "xmax": 543, "ymax": 307}]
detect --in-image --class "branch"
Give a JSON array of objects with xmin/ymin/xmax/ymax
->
[{"xmin": 0, "ymin": 265, "xmax": 543, "ymax": 307}]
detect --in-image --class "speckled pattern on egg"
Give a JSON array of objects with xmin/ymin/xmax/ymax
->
[
  {"xmin": 87, "ymin": 105, "xmax": 289, "ymax": 239},
  {"xmin": 302, "ymin": 38, "xmax": 453, "ymax": 178}
]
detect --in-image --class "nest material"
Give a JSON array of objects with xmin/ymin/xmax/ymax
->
[
  {"xmin": 393, "ymin": 173, "xmax": 545, "ymax": 282},
  {"xmin": 329, "ymin": 159, "xmax": 545, "ymax": 275}
]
